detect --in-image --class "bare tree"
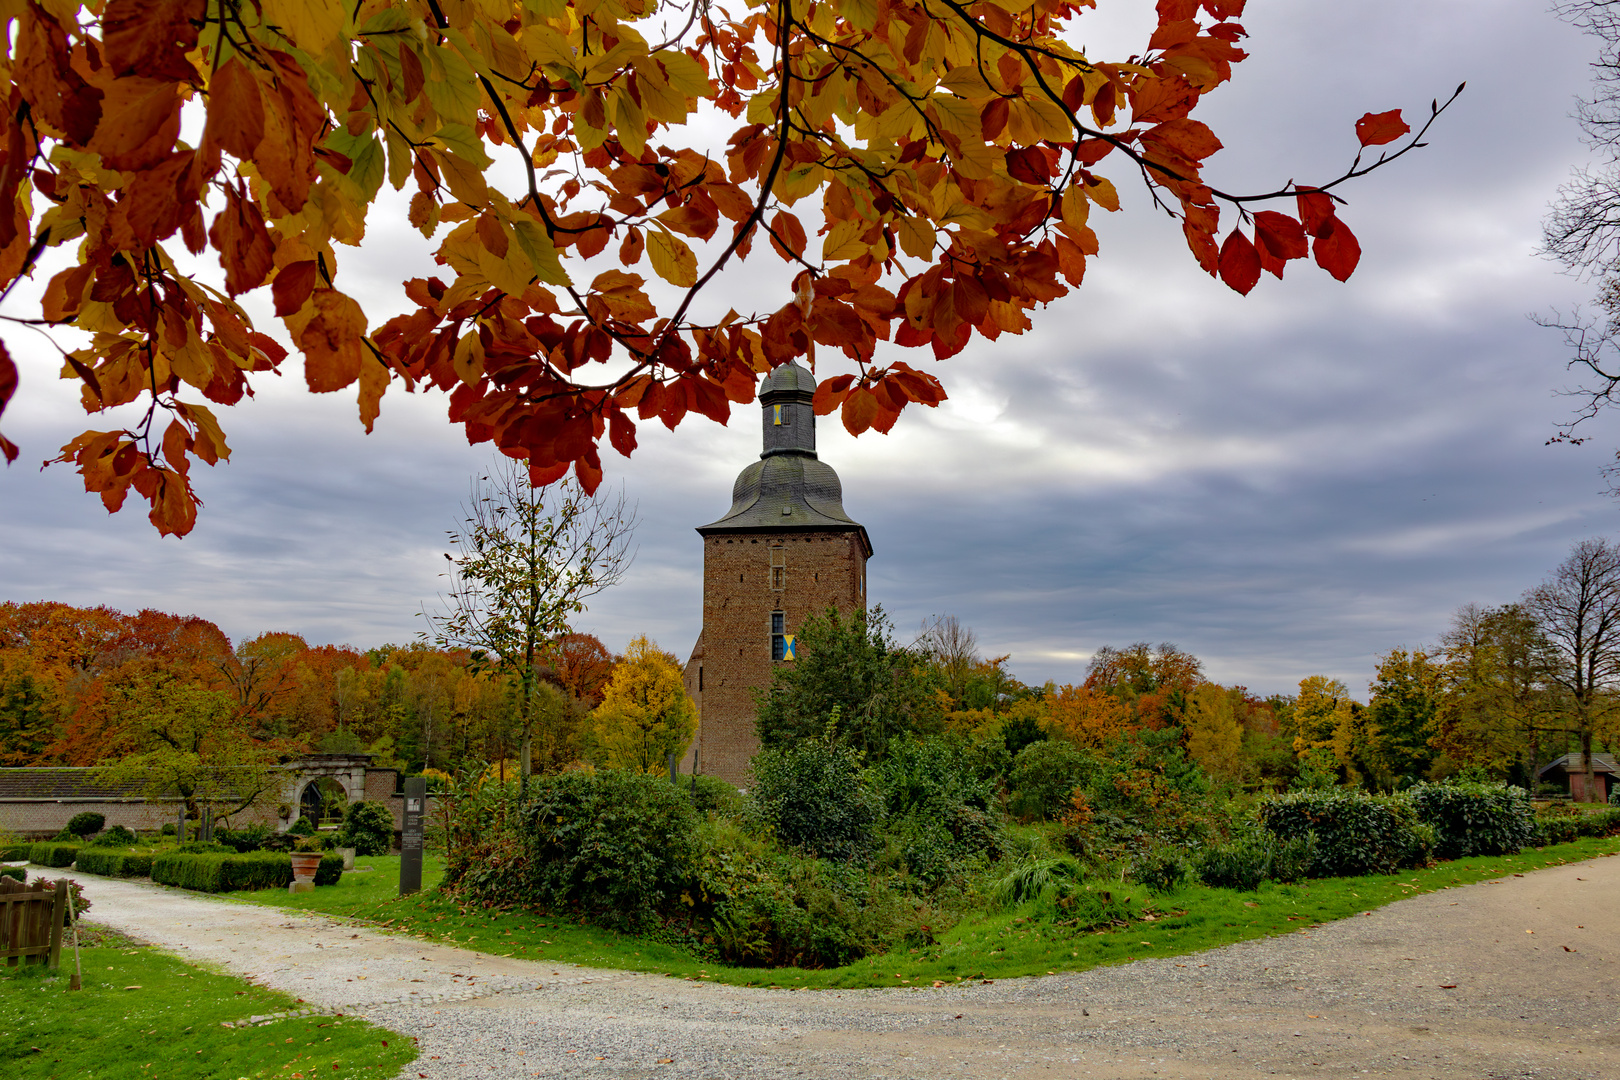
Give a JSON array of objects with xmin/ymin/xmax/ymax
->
[
  {"xmin": 1523, "ymin": 538, "xmax": 1620, "ymax": 800},
  {"xmin": 1534, "ymin": 3, "xmax": 1620, "ymax": 476},
  {"xmin": 423, "ymin": 458, "xmax": 636, "ymax": 787},
  {"xmin": 915, "ymin": 614, "xmax": 979, "ymax": 704}
]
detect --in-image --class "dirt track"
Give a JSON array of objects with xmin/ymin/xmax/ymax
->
[{"xmin": 66, "ymin": 850, "xmax": 1620, "ymax": 1079}]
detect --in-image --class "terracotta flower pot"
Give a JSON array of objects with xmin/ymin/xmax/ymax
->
[{"xmin": 289, "ymin": 852, "xmax": 323, "ymax": 881}]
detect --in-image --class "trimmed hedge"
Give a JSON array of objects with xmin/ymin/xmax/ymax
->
[
  {"xmin": 0, "ymin": 844, "xmax": 29, "ymax": 860},
  {"xmin": 151, "ymin": 851, "xmax": 342, "ymax": 892},
  {"xmin": 1406, "ymin": 781, "xmax": 1536, "ymax": 859},
  {"xmin": 1535, "ymin": 806, "xmax": 1620, "ymax": 845},
  {"xmin": 0, "ymin": 865, "xmax": 23, "ymax": 882},
  {"xmin": 1258, "ymin": 789, "xmax": 1433, "ymax": 877},
  {"xmin": 28, "ymin": 842, "xmax": 82, "ymax": 868},
  {"xmin": 73, "ymin": 848, "xmax": 155, "ymax": 878}
]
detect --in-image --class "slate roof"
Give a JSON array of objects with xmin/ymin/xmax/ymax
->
[
  {"xmin": 1538, "ymin": 753, "xmax": 1618, "ymax": 777},
  {"xmin": 698, "ymin": 362, "xmax": 871, "ymax": 553},
  {"xmin": 0, "ymin": 768, "xmax": 148, "ymax": 800}
]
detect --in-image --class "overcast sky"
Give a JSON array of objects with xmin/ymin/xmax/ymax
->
[{"xmin": 3, "ymin": 1, "xmax": 1617, "ymax": 699}]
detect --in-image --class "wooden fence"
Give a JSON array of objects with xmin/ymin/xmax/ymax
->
[{"xmin": 1, "ymin": 875, "xmax": 64, "ymax": 969}]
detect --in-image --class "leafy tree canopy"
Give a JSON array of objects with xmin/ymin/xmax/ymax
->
[{"xmin": 0, "ymin": 0, "xmax": 1448, "ymax": 533}]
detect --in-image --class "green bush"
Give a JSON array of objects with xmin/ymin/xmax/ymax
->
[
  {"xmin": 65, "ymin": 812, "xmax": 105, "ymax": 838},
  {"xmin": 175, "ymin": 840, "xmax": 232, "ymax": 854},
  {"xmin": 73, "ymin": 849, "xmax": 154, "ymax": 878},
  {"xmin": 1535, "ymin": 806, "xmax": 1620, "ymax": 845},
  {"xmin": 516, "ymin": 769, "xmax": 699, "ymax": 931},
  {"xmin": 1131, "ymin": 845, "xmax": 1191, "ymax": 894},
  {"xmin": 1258, "ymin": 789, "xmax": 1434, "ymax": 877},
  {"xmin": 0, "ymin": 866, "xmax": 23, "ymax": 882},
  {"xmin": 216, "ymin": 823, "xmax": 272, "ymax": 853},
  {"xmin": 990, "ymin": 855, "xmax": 1082, "ymax": 910},
  {"xmin": 1405, "ymin": 781, "xmax": 1536, "ymax": 858},
  {"xmin": 1007, "ymin": 740, "xmax": 1096, "ymax": 822},
  {"xmin": 0, "ymin": 844, "xmax": 30, "ymax": 860},
  {"xmin": 151, "ymin": 851, "xmax": 342, "ymax": 892},
  {"xmin": 28, "ymin": 842, "xmax": 81, "ymax": 868},
  {"xmin": 160, "ymin": 822, "xmax": 176, "ymax": 836},
  {"xmin": 287, "ymin": 815, "xmax": 316, "ymax": 837},
  {"xmin": 748, "ymin": 738, "xmax": 882, "ymax": 862},
  {"xmin": 337, "ymin": 801, "xmax": 395, "ymax": 856},
  {"xmin": 685, "ymin": 774, "xmax": 744, "ymax": 818},
  {"xmin": 88, "ymin": 825, "xmax": 138, "ymax": 847},
  {"xmin": 1195, "ymin": 830, "xmax": 1316, "ymax": 891}
]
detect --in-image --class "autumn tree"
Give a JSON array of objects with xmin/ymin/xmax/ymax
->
[
  {"xmin": 584, "ymin": 635, "xmax": 695, "ymax": 772},
  {"xmin": 1433, "ymin": 603, "xmax": 1557, "ymax": 782},
  {"xmin": 1085, "ymin": 642, "xmax": 1203, "ymax": 728},
  {"xmin": 426, "ymin": 457, "xmax": 635, "ymax": 785},
  {"xmin": 1042, "ymin": 682, "xmax": 1129, "ymax": 750},
  {"xmin": 1183, "ymin": 681, "xmax": 1242, "ymax": 782},
  {"xmin": 541, "ymin": 631, "xmax": 618, "ymax": 708},
  {"xmin": 0, "ymin": 0, "xmax": 1448, "ymax": 533},
  {"xmin": 1523, "ymin": 538, "xmax": 1620, "ymax": 801},
  {"xmin": 1364, "ymin": 647, "xmax": 1441, "ymax": 788}
]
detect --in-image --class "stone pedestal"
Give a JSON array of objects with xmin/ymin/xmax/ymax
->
[{"xmin": 288, "ymin": 880, "xmax": 314, "ymax": 894}]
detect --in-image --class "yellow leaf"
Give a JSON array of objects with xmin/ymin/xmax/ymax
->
[
  {"xmin": 928, "ymin": 95, "xmax": 981, "ymax": 141},
  {"xmin": 1060, "ymin": 186, "xmax": 1090, "ymax": 231},
  {"xmin": 510, "ymin": 220, "xmax": 570, "ymax": 286},
  {"xmin": 263, "ymin": 0, "xmax": 348, "ymax": 58},
  {"xmin": 897, "ymin": 217, "xmax": 936, "ymax": 260},
  {"xmin": 821, "ymin": 218, "xmax": 867, "ymax": 261},
  {"xmin": 1087, "ymin": 175, "xmax": 1120, "ymax": 212},
  {"xmin": 452, "ymin": 332, "xmax": 484, "ymax": 388},
  {"xmin": 647, "ymin": 228, "xmax": 697, "ymax": 287}
]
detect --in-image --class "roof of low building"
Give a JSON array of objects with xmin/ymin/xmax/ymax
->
[{"xmin": 1538, "ymin": 753, "xmax": 1618, "ymax": 776}]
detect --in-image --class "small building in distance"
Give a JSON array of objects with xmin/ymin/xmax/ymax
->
[
  {"xmin": 682, "ymin": 362, "xmax": 871, "ymax": 785},
  {"xmin": 1538, "ymin": 752, "xmax": 1616, "ymax": 803}
]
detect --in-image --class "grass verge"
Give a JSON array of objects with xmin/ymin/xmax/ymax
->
[
  {"xmin": 0, "ymin": 927, "xmax": 418, "ymax": 1079},
  {"xmin": 221, "ymin": 837, "xmax": 1620, "ymax": 991}
]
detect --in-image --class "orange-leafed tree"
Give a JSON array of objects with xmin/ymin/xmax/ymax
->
[
  {"xmin": 1042, "ymin": 681, "xmax": 1129, "ymax": 749},
  {"xmin": 0, "ymin": 0, "xmax": 1452, "ymax": 532}
]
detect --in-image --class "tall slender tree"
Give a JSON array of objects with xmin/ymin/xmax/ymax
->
[{"xmin": 425, "ymin": 457, "xmax": 636, "ymax": 787}]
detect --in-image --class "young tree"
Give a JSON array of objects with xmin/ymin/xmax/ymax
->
[
  {"xmin": 1433, "ymin": 603, "xmax": 1557, "ymax": 782},
  {"xmin": 915, "ymin": 614, "xmax": 979, "ymax": 706},
  {"xmin": 1523, "ymin": 538, "xmax": 1620, "ymax": 801},
  {"xmin": 755, "ymin": 605, "xmax": 939, "ymax": 758},
  {"xmin": 0, "ymin": 2, "xmax": 1450, "ymax": 531},
  {"xmin": 426, "ymin": 457, "xmax": 635, "ymax": 786},
  {"xmin": 584, "ymin": 636, "xmax": 695, "ymax": 772}
]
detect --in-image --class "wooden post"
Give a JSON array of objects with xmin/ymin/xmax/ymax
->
[{"xmin": 47, "ymin": 879, "xmax": 64, "ymax": 972}]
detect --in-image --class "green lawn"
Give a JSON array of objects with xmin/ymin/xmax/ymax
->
[
  {"xmin": 0, "ymin": 932, "xmax": 417, "ymax": 1079},
  {"xmin": 219, "ymin": 837, "xmax": 1620, "ymax": 990}
]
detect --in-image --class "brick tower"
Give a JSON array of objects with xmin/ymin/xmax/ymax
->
[{"xmin": 682, "ymin": 362, "xmax": 871, "ymax": 784}]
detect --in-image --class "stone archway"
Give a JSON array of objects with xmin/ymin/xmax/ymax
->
[{"xmin": 279, "ymin": 753, "xmax": 372, "ymax": 832}]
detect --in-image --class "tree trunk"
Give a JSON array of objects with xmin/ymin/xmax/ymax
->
[{"xmin": 1582, "ymin": 728, "xmax": 1598, "ymax": 803}]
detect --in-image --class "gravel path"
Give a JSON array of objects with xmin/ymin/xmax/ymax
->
[{"xmin": 51, "ymin": 852, "xmax": 1620, "ymax": 1080}]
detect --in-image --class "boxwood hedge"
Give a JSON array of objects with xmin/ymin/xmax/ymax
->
[
  {"xmin": 1535, "ymin": 806, "xmax": 1620, "ymax": 845},
  {"xmin": 151, "ymin": 851, "xmax": 342, "ymax": 892},
  {"xmin": 74, "ymin": 848, "xmax": 156, "ymax": 878},
  {"xmin": 27, "ymin": 842, "xmax": 82, "ymax": 868},
  {"xmin": 1405, "ymin": 781, "xmax": 1536, "ymax": 859}
]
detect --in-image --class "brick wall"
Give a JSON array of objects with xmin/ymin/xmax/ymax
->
[{"xmin": 686, "ymin": 529, "xmax": 866, "ymax": 784}]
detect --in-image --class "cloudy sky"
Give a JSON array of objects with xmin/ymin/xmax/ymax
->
[{"xmin": 3, "ymin": 0, "xmax": 1617, "ymax": 699}]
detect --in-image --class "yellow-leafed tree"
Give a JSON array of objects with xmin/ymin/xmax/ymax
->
[
  {"xmin": 1184, "ymin": 683, "xmax": 1244, "ymax": 782},
  {"xmin": 584, "ymin": 637, "xmax": 695, "ymax": 773}
]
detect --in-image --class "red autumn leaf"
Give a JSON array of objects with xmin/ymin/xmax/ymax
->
[
  {"xmin": 1005, "ymin": 147, "xmax": 1052, "ymax": 185},
  {"xmin": 0, "ymin": 340, "xmax": 18, "ymax": 463},
  {"xmin": 1252, "ymin": 211, "xmax": 1307, "ymax": 262},
  {"xmin": 1354, "ymin": 109, "xmax": 1409, "ymax": 148},
  {"xmin": 1296, "ymin": 188, "xmax": 1336, "ymax": 237},
  {"xmin": 398, "ymin": 42, "xmax": 425, "ymax": 103},
  {"xmin": 205, "ymin": 57, "xmax": 264, "ymax": 160},
  {"xmin": 272, "ymin": 261, "xmax": 321, "ymax": 317},
  {"xmin": 209, "ymin": 185, "xmax": 275, "ymax": 297},
  {"xmin": 1312, "ymin": 216, "xmax": 1361, "ymax": 281},
  {"xmin": 769, "ymin": 211, "xmax": 806, "ymax": 261},
  {"xmin": 841, "ymin": 386, "xmax": 880, "ymax": 435},
  {"xmin": 812, "ymin": 373, "xmax": 855, "ymax": 414},
  {"xmin": 102, "ymin": 0, "xmax": 203, "ymax": 81},
  {"xmin": 1218, "ymin": 228, "xmax": 1261, "ymax": 295},
  {"xmin": 1142, "ymin": 118, "xmax": 1223, "ymax": 160}
]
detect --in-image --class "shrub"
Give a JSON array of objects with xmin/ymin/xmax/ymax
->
[
  {"xmin": 175, "ymin": 840, "xmax": 232, "ymax": 854},
  {"xmin": 1258, "ymin": 789, "xmax": 1433, "ymax": 877},
  {"xmin": 73, "ymin": 849, "xmax": 154, "ymax": 878},
  {"xmin": 160, "ymin": 822, "xmax": 176, "ymax": 836},
  {"xmin": 1535, "ymin": 806, "xmax": 1620, "ymax": 845},
  {"xmin": 1131, "ymin": 845, "xmax": 1191, "ymax": 894},
  {"xmin": 1007, "ymin": 740, "xmax": 1097, "ymax": 822},
  {"xmin": 1195, "ymin": 830, "xmax": 1316, "ymax": 891},
  {"xmin": 517, "ymin": 769, "xmax": 699, "ymax": 931},
  {"xmin": 65, "ymin": 812, "xmax": 105, "ymax": 838},
  {"xmin": 0, "ymin": 843, "xmax": 30, "ymax": 860},
  {"xmin": 1405, "ymin": 781, "xmax": 1536, "ymax": 859},
  {"xmin": 990, "ymin": 856, "xmax": 1083, "ymax": 910},
  {"xmin": 27, "ymin": 842, "xmax": 81, "ymax": 868},
  {"xmin": 287, "ymin": 815, "xmax": 316, "ymax": 837},
  {"xmin": 685, "ymin": 774, "xmax": 744, "ymax": 818},
  {"xmin": 216, "ymin": 823, "xmax": 272, "ymax": 853},
  {"xmin": 748, "ymin": 739, "xmax": 882, "ymax": 862},
  {"xmin": 89, "ymin": 825, "xmax": 138, "ymax": 847},
  {"xmin": 151, "ymin": 851, "xmax": 342, "ymax": 892},
  {"xmin": 337, "ymin": 801, "xmax": 395, "ymax": 856},
  {"xmin": 0, "ymin": 866, "xmax": 23, "ymax": 882}
]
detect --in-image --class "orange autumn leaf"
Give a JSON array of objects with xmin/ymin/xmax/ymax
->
[{"xmin": 1355, "ymin": 109, "xmax": 1410, "ymax": 148}]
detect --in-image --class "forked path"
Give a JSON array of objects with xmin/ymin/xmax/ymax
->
[{"xmin": 64, "ymin": 854, "xmax": 1620, "ymax": 1080}]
